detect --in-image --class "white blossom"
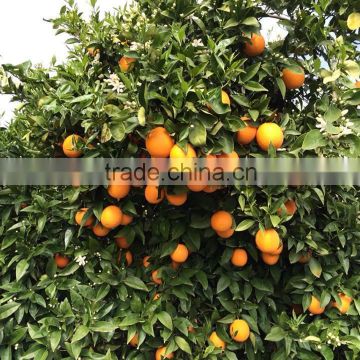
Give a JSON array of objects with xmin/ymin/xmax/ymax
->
[
  {"xmin": 75, "ymin": 255, "xmax": 87, "ymax": 267},
  {"xmin": 130, "ymin": 42, "xmax": 141, "ymax": 51},
  {"xmin": 192, "ymin": 38, "xmax": 204, "ymax": 48},
  {"xmin": 315, "ymin": 116, "xmax": 327, "ymax": 133},
  {"xmin": 92, "ymin": 52, "xmax": 101, "ymax": 65},
  {"xmin": 104, "ymin": 74, "xmax": 126, "ymax": 93}
]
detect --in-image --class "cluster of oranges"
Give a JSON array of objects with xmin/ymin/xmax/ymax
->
[{"xmin": 308, "ymin": 293, "xmax": 353, "ymax": 315}]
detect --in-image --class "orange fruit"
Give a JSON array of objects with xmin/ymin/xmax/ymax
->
[
  {"xmin": 256, "ymin": 123, "xmax": 284, "ymax": 151},
  {"xmin": 143, "ymin": 256, "xmax": 151, "ymax": 268},
  {"xmin": 54, "ymin": 254, "xmax": 69, "ymax": 268},
  {"xmin": 282, "ymin": 67, "xmax": 305, "ymax": 89},
  {"xmin": 229, "ymin": 319, "xmax": 250, "ymax": 343},
  {"xmin": 269, "ymin": 242, "xmax": 283, "ymax": 256},
  {"xmin": 75, "ymin": 208, "xmax": 94, "ymax": 227},
  {"xmin": 261, "ymin": 253, "xmax": 280, "ymax": 265},
  {"xmin": 217, "ymin": 151, "xmax": 239, "ymax": 172},
  {"xmin": 211, "ymin": 211, "xmax": 233, "ymax": 232},
  {"xmin": 145, "ymin": 127, "xmax": 174, "ymax": 158},
  {"xmin": 118, "ymin": 56, "xmax": 136, "ymax": 72},
  {"xmin": 236, "ymin": 117, "xmax": 257, "ymax": 145},
  {"xmin": 298, "ymin": 250, "xmax": 312, "ymax": 264},
  {"xmin": 243, "ymin": 33, "xmax": 265, "ymax": 57},
  {"xmin": 120, "ymin": 213, "xmax": 134, "ymax": 226},
  {"xmin": 187, "ymin": 172, "xmax": 207, "ymax": 192},
  {"xmin": 209, "ymin": 331, "xmax": 226, "ymax": 350},
  {"xmin": 308, "ymin": 296, "xmax": 325, "ymax": 315},
  {"xmin": 255, "ymin": 228, "xmax": 281, "ymax": 254},
  {"xmin": 221, "ymin": 90, "xmax": 231, "ymax": 105},
  {"xmin": 145, "ymin": 185, "xmax": 165, "ymax": 204},
  {"xmin": 129, "ymin": 333, "xmax": 138, "ymax": 347},
  {"xmin": 87, "ymin": 47, "xmax": 99, "ymax": 57},
  {"xmin": 92, "ymin": 223, "xmax": 110, "ymax": 237},
  {"xmin": 355, "ymin": 81, "xmax": 360, "ymax": 88},
  {"xmin": 277, "ymin": 199, "xmax": 297, "ymax": 216},
  {"xmin": 62, "ymin": 134, "xmax": 83, "ymax": 158},
  {"xmin": 155, "ymin": 347, "xmax": 174, "ymax": 360},
  {"xmin": 170, "ymin": 244, "xmax": 189, "ymax": 263},
  {"xmin": 216, "ymin": 228, "xmax": 234, "ymax": 239},
  {"xmin": 333, "ymin": 293, "xmax": 352, "ymax": 314},
  {"xmin": 170, "ymin": 144, "xmax": 196, "ymax": 158},
  {"xmin": 203, "ymin": 185, "xmax": 220, "ymax": 193},
  {"xmin": 107, "ymin": 173, "xmax": 131, "ymax": 200},
  {"xmin": 171, "ymin": 260, "xmax": 181, "ymax": 270},
  {"xmin": 115, "ymin": 237, "xmax": 130, "ymax": 249},
  {"xmin": 151, "ymin": 270, "xmax": 162, "ymax": 285},
  {"xmin": 231, "ymin": 248, "xmax": 248, "ymax": 267},
  {"xmin": 125, "ymin": 251, "xmax": 133, "ymax": 266},
  {"xmin": 153, "ymin": 293, "xmax": 161, "ymax": 300},
  {"xmin": 165, "ymin": 191, "xmax": 188, "ymax": 206},
  {"xmin": 100, "ymin": 205, "xmax": 123, "ymax": 229},
  {"xmin": 188, "ymin": 325, "xmax": 195, "ymax": 333}
]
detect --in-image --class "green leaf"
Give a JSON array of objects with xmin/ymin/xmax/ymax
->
[
  {"xmin": 110, "ymin": 122, "xmax": 126, "ymax": 142},
  {"xmin": 236, "ymin": 219, "xmax": 255, "ymax": 231},
  {"xmin": 243, "ymin": 81, "xmax": 268, "ymax": 92},
  {"xmin": 276, "ymin": 78, "xmax": 286, "ymax": 99},
  {"xmin": 64, "ymin": 228, "xmax": 74, "ymax": 250},
  {"xmin": 265, "ymin": 326, "xmax": 286, "ymax": 342},
  {"xmin": 90, "ymin": 321, "xmax": 117, "ymax": 332},
  {"xmin": 175, "ymin": 336, "xmax": 191, "ymax": 354},
  {"xmin": 16, "ymin": 259, "xmax": 29, "ymax": 281},
  {"xmin": 118, "ymin": 314, "xmax": 140, "ymax": 327},
  {"xmin": 123, "ymin": 276, "xmax": 149, "ymax": 291},
  {"xmin": 217, "ymin": 275, "xmax": 231, "ymax": 293},
  {"xmin": 302, "ymin": 130, "xmax": 326, "ymax": 150},
  {"xmin": 308, "ymin": 258, "xmax": 322, "ymax": 278},
  {"xmin": 72, "ymin": 325, "xmax": 89, "ymax": 343},
  {"xmin": 157, "ymin": 311, "xmax": 173, "ymax": 330},
  {"xmin": 189, "ymin": 121, "xmax": 207, "ymax": 146},
  {"xmin": 252, "ymin": 278, "xmax": 274, "ymax": 292},
  {"xmin": 50, "ymin": 331, "xmax": 62, "ymax": 352},
  {"xmin": 0, "ymin": 302, "xmax": 21, "ymax": 320},
  {"xmin": 242, "ymin": 17, "xmax": 260, "ymax": 27}
]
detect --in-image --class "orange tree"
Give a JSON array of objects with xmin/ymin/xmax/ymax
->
[{"xmin": 1, "ymin": 0, "xmax": 360, "ymax": 359}]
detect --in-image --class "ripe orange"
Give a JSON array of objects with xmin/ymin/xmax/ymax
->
[
  {"xmin": 269, "ymin": 242, "xmax": 283, "ymax": 256},
  {"xmin": 54, "ymin": 254, "xmax": 69, "ymax": 268},
  {"xmin": 216, "ymin": 228, "xmax": 234, "ymax": 239},
  {"xmin": 107, "ymin": 185, "xmax": 131, "ymax": 200},
  {"xmin": 92, "ymin": 223, "xmax": 110, "ymax": 237},
  {"xmin": 203, "ymin": 185, "xmax": 220, "ymax": 193},
  {"xmin": 100, "ymin": 205, "xmax": 123, "ymax": 229},
  {"xmin": 187, "ymin": 172, "xmax": 207, "ymax": 192},
  {"xmin": 118, "ymin": 250, "xmax": 133, "ymax": 266},
  {"xmin": 143, "ymin": 256, "xmax": 151, "ymax": 268},
  {"xmin": 256, "ymin": 123, "xmax": 284, "ymax": 151},
  {"xmin": 211, "ymin": 211, "xmax": 233, "ymax": 232},
  {"xmin": 231, "ymin": 248, "xmax": 248, "ymax": 267},
  {"xmin": 221, "ymin": 90, "xmax": 231, "ymax": 105},
  {"xmin": 333, "ymin": 293, "xmax": 352, "ymax": 314},
  {"xmin": 115, "ymin": 237, "xmax": 130, "ymax": 249},
  {"xmin": 255, "ymin": 228, "xmax": 281, "ymax": 254},
  {"xmin": 188, "ymin": 325, "xmax": 195, "ymax": 333},
  {"xmin": 277, "ymin": 199, "xmax": 297, "ymax": 216},
  {"xmin": 217, "ymin": 151, "xmax": 239, "ymax": 172},
  {"xmin": 155, "ymin": 347, "xmax": 174, "ymax": 360},
  {"xmin": 229, "ymin": 319, "xmax": 250, "ymax": 343},
  {"xmin": 261, "ymin": 252, "xmax": 280, "ymax": 265},
  {"xmin": 308, "ymin": 296, "xmax": 325, "ymax": 315},
  {"xmin": 107, "ymin": 173, "xmax": 131, "ymax": 200},
  {"xmin": 165, "ymin": 190, "xmax": 188, "ymax": 206},
  {"xmin": 145, "ymin": 127, "xmax": 174, "ymax": 158},
  {"xmin": 87, "ymin": 47, "xmax": 99, "ymax": 57},
  {"xmin": 282, "ymin": 67, "xmax": 305, "ymax": 89},
  {"xmin": 145, "ymin": 185, "xmax": 165, "ymax": 204},
  {"xmin": 153, "ymin": 293, "xmax": 161, "ymax": 300},
  {"xmin": 118, "ymin": 56, "xmax": 136, "ymax": 72},
  {"xmin": 236, "ymin": 117, "xmax": 257, "ymax": 145},
  {"xmin": 120, "ymin": 213, "xmax": 134, "ymax": 226},
  {"xmin": 75, "ymin": 208, "xmax": 94, "ymax": 227},
  {"xmin": 170, "ymin": 244, "xmax": 189, "ymax": 263},
  {"xmin": 298, "ymin": 250, "xmax": 312, "ymax": 264},
  {"xmin": 129, "ymin": 333, "xmax": 139, "ymax": 347},
  {"xmin": 355, "ymin": 81, "xmax": 360, "ymax": 88},
  {"xmin": 209, "ymin": 331, "xmax": 226, "ymax": 350},
  {"xmin": 243, "ymin": 33, "xmax": 265, "ymax": 57},
  {"xmin": 63, "ymin": 134, "xmax": 83, "ymax": 158},
  {"xmin": 171, "ymin": 260, "xmax": 181, "ymax": 270},
  {"xmin": 170, "ymin": 144, "xmax": 197, "ymax": 158},
  {"xmin": 151, "ymin": 269, "xmax": 162, "ymax": 285}
]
